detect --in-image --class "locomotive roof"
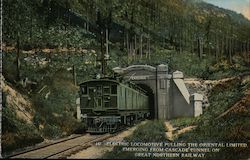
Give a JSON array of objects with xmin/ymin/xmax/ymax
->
[
  {"xmin": 79, "ymin": 79, "xmax": 120, "ymax": 85},
  {"xmin": 79, "ymin": 79, "xmax": 147, "ymax": 94}
]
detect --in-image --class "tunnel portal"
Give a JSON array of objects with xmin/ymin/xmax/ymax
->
[
  {"xmin": 137, "ymin": 83, "xmax": 155, "ymax": 119},
  {"xmin": 113, "ymin": 64, "xmax": 170, "ymax": 119}
]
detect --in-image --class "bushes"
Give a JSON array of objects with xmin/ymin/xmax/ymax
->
[
  {"xmin": 103, "ymin": 120, "xmax": 167, "ymax": 159},
  {"xmin": 170, "ymin": 117, "xmax": 197, "ymax": 128},
  {"xmin": 2, "ymin": 52, "xmax": 17, "ymax": 83},
  {"xmin": 73, "ymin": 122, "xmax": 87, "ymax": 134},
  {"xmin": 3, "ymin": 51, "xmax": 90, "ymax": 144},
  {"xmin": 126, "ymin": 120, "xmax": 167, "ymax": 142},
  {"xmin": 32, "ymin": 25, "xmax": 96, "ymax": 49},
  {"xmin": 2, "ymin": 105, "xmax": 43, "ymax": 153},
  {"xmin": 131, "ymin": 48, "xmax": 249, "ymax": 80},
  {"xmin": 202, "ymin": 79, "xmax": 242, "ymax": 119},
  {"xmin": 3, "ymin": 0, "xmax": 96, "ymax": 49},
  {"xmin": 176, "ymin": 79, "xmax": 249, "ymax": 159},
  {"xmin": 31, "ymin": 69, "xmax": 84, "ymax": 139},
  {"xmin": 43, "ymin": 125, "xmax": 63, "ymax": 139}
]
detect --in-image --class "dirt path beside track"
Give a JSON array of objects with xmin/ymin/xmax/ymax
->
[
  {"xmin": 69, "ymin": 121, "xmax": 147, "ymax": 159},
  {"xmin": 165, "ymin": 121, "xmax": 196, "ymax": 141}
]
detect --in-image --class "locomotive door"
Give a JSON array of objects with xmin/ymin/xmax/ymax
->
[
  {"xmin": 88, "ymin": 86, "xmax": 102, "ymax": 109},
  {"xmin": 103, "ymin": 86, "xmax": 111, "ymax": 108},
  {"xmin": 96, "ymin": 86, "xmax": 102, "ymax": 109}
]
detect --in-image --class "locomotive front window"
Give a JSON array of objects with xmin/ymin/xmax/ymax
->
[
  {"xmin": 97, "ymin": 85, "xmax": 102, "ymax": 96},
  {"xmin": 104, "ymin": 101, "xmax": 110, "ymax": 108},
  {"xmin": 97, "ymin": 98, "xmax": 102, "ymax": 107},
  {"xmin": 81, "ymin": 86, "xmax": 87, "ymax": 95},
  {"xmin": 111, "ymin": 85, "xmax": 117, "ymax": 94},
  {"xmin": 103, "ymin": 86, "xmax": 110, "ymax": 94}
]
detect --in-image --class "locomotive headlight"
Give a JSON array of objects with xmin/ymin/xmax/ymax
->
[
  {"xmin": 105, "ymin": 96, "xmax": 111, "ymax": 100},
  {"xmin": 82, "ymin": 114, "xmax": 87, "ymax": 118},
  {"xmin": 88, "ymin": 97, "xmax": 91, "ymax": 100},
  {"xmin": 95, "ymin": 119, "xmax": 100, "ymax": 123},
  {"xmin": 94, "ymin": 117, "xmax": 102, "ymax": 124}
]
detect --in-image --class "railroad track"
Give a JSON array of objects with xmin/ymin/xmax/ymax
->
[{"xmin": 7, "ymin": 133, "xmax": 114, "ymax": 159}]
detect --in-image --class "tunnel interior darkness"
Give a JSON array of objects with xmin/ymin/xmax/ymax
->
[{"xmin": 137, "ymin": 84, "xmax": 155, "ymax": 119}]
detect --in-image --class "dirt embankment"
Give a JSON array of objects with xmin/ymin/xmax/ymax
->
[
  {"xmin": 165, "ymin": 122, "xmax": 196, "ymax": 141},
  {"xmin": 184, "ymin": 75, "xmax": 250, "ymax": 109},
  {"xmin": 216, "ymin": 88, "xmax": 250, "ymax": 119},
  {"xmin": 2, "ymin": 77, "xmax": 34, "ymax": 123}
]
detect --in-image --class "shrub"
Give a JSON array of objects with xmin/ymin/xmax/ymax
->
[
  {"xmin": 2, "ymin": 105, "xmax": 43, "ymax": 153},
  {"xmin": 126, "ymin": 120, "xmax": 166, "ymax": 142},
  {"xmin": 103, "ymin": 120, "xmax": 167, "ymax": 159},
  {"xmin": 42, "ymin": 125, "xmax": 62, "ymax": 139},
  {"xmin": 170, "ymin": 117, "xmax": 197, "ymax": 128},
  {"xmin": 176, "ymin": 79, "xmax": 249, "ymax": 159},
  {"xmin": 73, "ymin": 122, "xmax": 87, "ymax": 134},
  {"xmin": 31, "ymin": 69, "xmax": 80, "ymax": 139}
]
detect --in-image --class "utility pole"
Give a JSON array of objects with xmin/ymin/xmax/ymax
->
[
  {"xmin": 100, "ymin": 29, "xmax": 105, "ymax": 76},
  {"xmin": 96, "ymin": 9, "xmax": 110, "ymax": 78},
  {"xmin": 72, "ymin": 65, "xmax": 77, "ymax": 86}
]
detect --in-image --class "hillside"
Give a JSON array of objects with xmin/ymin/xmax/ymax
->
[
  {"xmin": 2, "ymin": 77, "xmax": 43, "ymax": 152},
  {"xmin": 2, "ymin": 0, "xmax": 250, "ymax": 155},
  {"xmin": 175, "ymin": 75, "xmax": 250, "ymax": 159},
  {"xmin": 3, "ymin": 0, "xmax": 250, "ymax": 76}
]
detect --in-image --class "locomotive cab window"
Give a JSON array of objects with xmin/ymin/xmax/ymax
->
[
  {"xmin": 96, "ymin": 85, "xmax": 102, "ymax": 96},
  {"xmin": 103, "ymin": 86, "xmax": 110, "ymax": 94},
  {"xmin": 104, "ymin": 101, "xmax": 110, "ymax": 108},
  {"xmin": 97, "ymin": 98, "xmax": 102, "ymax": 107},
  {"xmin": 111, "ymin": 85, "xmax": 117, "ymax": 94},
  {"xmin": 81, "ymin": 86, "xmax": 87, "ymax": 95}
]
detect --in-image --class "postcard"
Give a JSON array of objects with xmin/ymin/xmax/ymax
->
[{"xmin": 1, "ymin": 0, "xmax": 249, "ymax": 159}]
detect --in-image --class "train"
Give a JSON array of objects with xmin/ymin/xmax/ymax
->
[{"xmin": 78, "ymin": 78, "xmax": 150, "ymax": 133}]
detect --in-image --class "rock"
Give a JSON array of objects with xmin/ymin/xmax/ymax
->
[
  {"xmin": 67, "ymin": 67, "xmax": 73, "ymax": 71},
  {"xmin": 45, "ymin": 91, "xmax": 51, "ymax": 99}
]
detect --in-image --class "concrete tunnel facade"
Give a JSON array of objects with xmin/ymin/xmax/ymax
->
[{"xmin": 113, "ymin": 64, "xmax": 203, "ymax": 120}]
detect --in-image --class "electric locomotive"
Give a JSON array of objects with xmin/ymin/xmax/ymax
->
[{"xmin": 78, "ymin": 78, "xmax": 150, "ymax": 133}]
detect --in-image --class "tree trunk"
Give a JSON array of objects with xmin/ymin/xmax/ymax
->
[
  {"xmin": 148, "ymin": 37, "xmax": 151, "ymax": 60},
  {"xmin": 134, "ymin": 34, "xmax": 137, "ymax": 59},
  {"xmin": 229, "ymin": 38, "xmax": 232, "ymax": 64},
  {"xmin": 179, "ymin": 28, "xmax": 183, "ymax": 54},
  {"xmin": 123, "ymin": 30, "xmax": 126, "ymax": 49},
  {"xmin": 30, "ymin": 10, "xmax": 33, "ymax": 42},
  {"xmin": 232, "ymin": 39, "xmax": 234, "ymax": 56},
  {"xmin": 221, "ymin": 35, "xmax": 224, "ymax": 59},
  {"xmin": 126, "ymin": 31, "xmax": 129, "ymax": 62},
  {"xmin": 191, "ymin": 37, "xmax": 194, "ymax": 53},
  {"xmin": 215, "ymin": 34, "xmax": 219, "ymax": 61},
  {"xmin": 106, "ymin": 28, "xmax": 109, "ymax": 59},
  {"xmin": 72, "ymin": 65, "xmax": 77, "ymax": 86},
  {"xmin": 241, "ymin": 42, "xmax": 243, "ymax": 56},
  {"xmin": 197, "ymin": 37, "xmax": 202, "ymax": 59},
  {"xmin": 16, "ymin": 35, "xmax": 20, "ymax": 81},
  {"xmin": 101, "ymin": 30, "xmax": 105, "ymax": 75},
  {"xmin": 140, "ymin": 34, "xmax": 143, "ymax": 59},
  {"xmin": 146, "ymin": 38, "xmax": 148, "ymax": 59},
  {"xmin": 132, "ymin": 38, "xmax": 135, "ymax": 61},
  {"xmin": 86, "ymin": 18, "xmax": 89, "ymax": 31},
  {"xmin": 248, "ymin": 41, "xmax": 250, "ymax": 63}
]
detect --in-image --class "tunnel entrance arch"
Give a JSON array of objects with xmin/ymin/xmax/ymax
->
[
  {"xmin": 137, "ymin": 84, "xmax": 155, "ymax": 119},
  {"xmin": 113, "ymin": 64, "xmax": 171, "ymax": 119}
]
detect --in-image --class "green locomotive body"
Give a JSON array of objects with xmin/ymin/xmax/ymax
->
[{"xmin": 79, "ymin": 79, "xmax": 149, "ymax": 133}]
